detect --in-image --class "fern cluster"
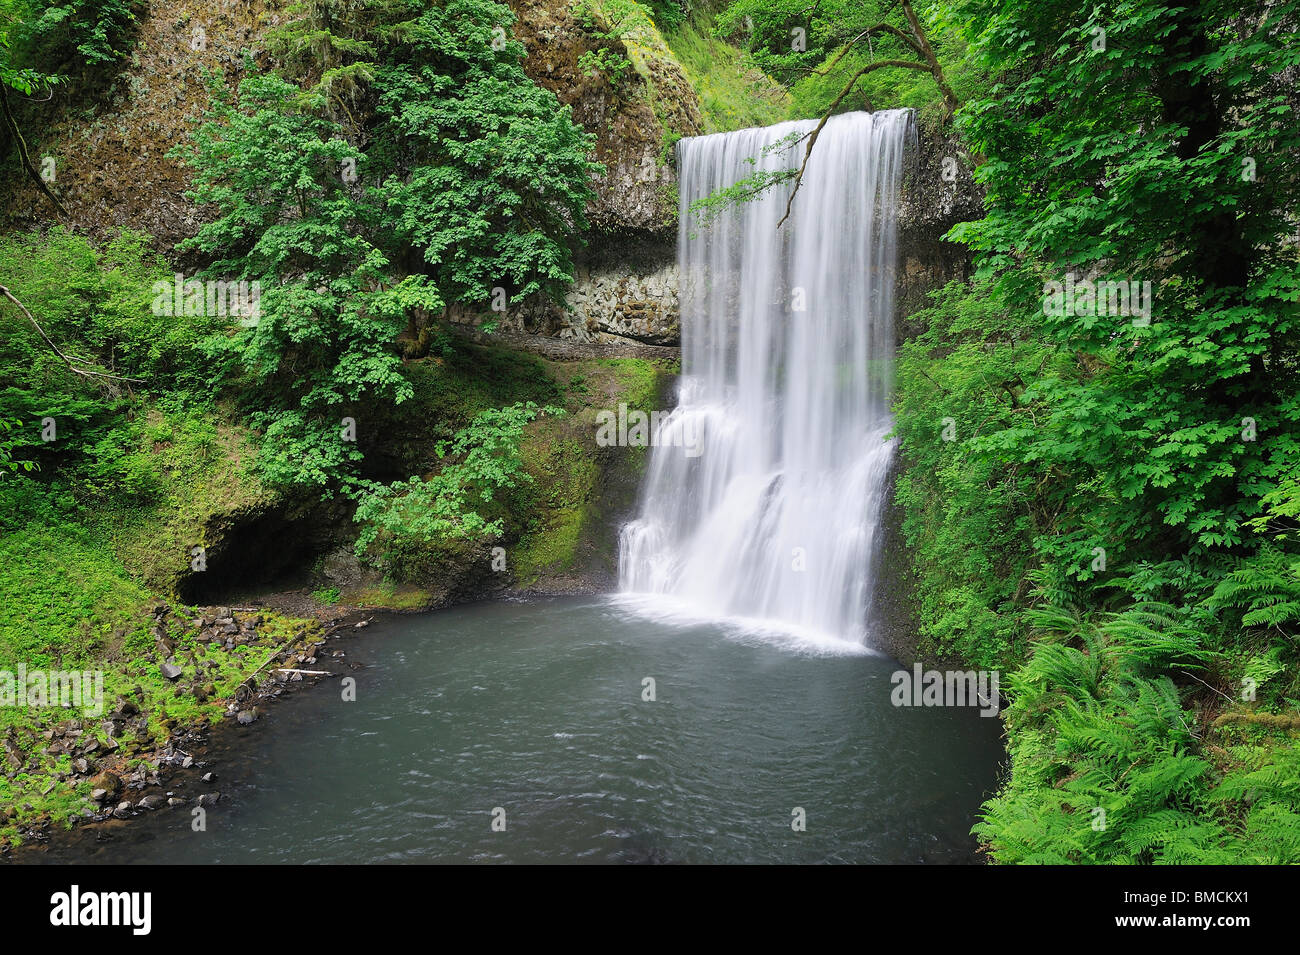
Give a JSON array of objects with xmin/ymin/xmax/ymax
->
[{"xmin": 976, "ymin": 583, "xmax": 1300, "ymax": 864}]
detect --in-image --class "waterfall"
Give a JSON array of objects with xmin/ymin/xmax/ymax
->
[{"xmin": 617, "ymin": 109, "xmax": 912, "ymax": 646}]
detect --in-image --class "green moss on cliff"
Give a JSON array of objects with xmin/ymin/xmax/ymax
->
[
  {"xmin": 510, "ymin": 356, "xmax": 668, "ymax": 584},
  {"xmin": 0, "ymin": 520, "xmax": 322, "ymax": 843},
  {"xmin": 95, "ymin": 409, "xmax": 273, "ymax": 595},
  {"xmin": 338, "ymin": 344, "xmax": 671, "ymax": 599},
  {"xmin": 513, "ymin": 430, "xmax": 599, "ymax": 582}
]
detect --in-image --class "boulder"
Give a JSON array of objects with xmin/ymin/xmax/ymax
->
[{"xmin": 88, "ymin": 771, "xmax": 122, "ymax": 795}]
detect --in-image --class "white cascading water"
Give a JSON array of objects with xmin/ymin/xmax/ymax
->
[{"xmin": 617, "ymin": 109, "xmax": 911, "ymax": 647}]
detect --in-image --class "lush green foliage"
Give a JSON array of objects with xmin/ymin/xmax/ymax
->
[
  {"xmin": 0, "ymin": 228, "xmax": 213, "ymax": 507},
  {"xmin": 172, "ymin": 0, "xmax": 599, "ymax": 504},
  {"xmin": 639, "ymin": 0, "xmax": 684, "ymax": 32},
  {"xmin": 353, "ymin": 400, "xmax": 563, "ymax": 556},
  {"xmin": 573, "ymin": 0, "xmax": 640, "ymax": 88},
  {"xmin": 894, "ymin": 0, "xmax": 1300, "ymax": 863},
  {"xmin": 663, "ymin": 14, "xmax": 787, "ymax": 133},
  {"xmin": 0, "ymin": 418, "xmax": 36, "ymax": 477},
  {"xmin": 714, "ymin": 0, "xmax": 979, "ymax": 122},
  {"xmin": 173, "ymin": 69, "xmax": 408, "ymax": 492},
  {"xmin": 374, "ymin": 1, "xmax": 598, "ymax": 304},
  {"xmin": 0, "ymin": 0, "xmax": 47, "ymax": 95},
  {"xmin": 893, "ymin": 278, "xmax": 1048, "ymax": 669},
  {"xmin": 949, "ymin": 0, "xmax": 1300, "ymax": 576},
  {"xmin": 978, "ymin": 591, "xmax": 1300, "ymax": 863},
  {"xmin": 0, "ymin": 0, "xmax": 138, "ymax": 96},
  {"xmin": 11, "ymin": 0, "xmax": 139, "ymax": 72}
]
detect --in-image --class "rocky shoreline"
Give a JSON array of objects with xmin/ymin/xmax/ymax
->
[{"xmin": 0, "ymin": 596, "xmax": 378, "ymax": 857}]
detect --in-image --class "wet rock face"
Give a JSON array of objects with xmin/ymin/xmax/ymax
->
[
  {"xmin": 894, "ymin": 118, "xmax": 985, "ymax": 334},
  {"xmin": 449, "ymin": 273, "xmax": 681, "ymax": 347},
  {"xmin": 1, "ymin": 0, "xmax": 271, "ymax": 244},
  {"xmin": 561, "ymin": 262, "xmax": 681, "ymax": 345},
  {"xmin": 507, "ymin": 257, "xmax": 680, "ymax": 346},
  {"xmin": 449, "ymin": 234, "xmax": 680, "ymax": 346},
  {"xmin": 506, "ymin": 0, "xmax": 702, "ymax": 237}
]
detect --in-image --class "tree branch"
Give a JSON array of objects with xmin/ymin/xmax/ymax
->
[
  {"xmin": 775, "ymin": 0, "xmax": 961, "ymax": 228},
  {"xmin": 817, "ymin": 23, "xmax": 924, "ymax": 73},
  {"xmin": 901, "ymin": 0, "xmax": 960, "ymax": 116},
  {"xmin": 777, "ymin": 59, "xmax": 930, "ymax": 228},
  {"xmin": 0, "ymin": 284, "xmax": 142, "ymax": 382},
  {"xmin": 1, "ymin": 86, "xmax": 68, "ymax": 218}
]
